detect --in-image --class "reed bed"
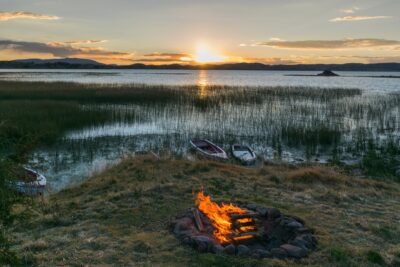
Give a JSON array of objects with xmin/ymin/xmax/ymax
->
[{"xmin": 0, "ymin": 81, "xmax": 399, "ymax": 180}]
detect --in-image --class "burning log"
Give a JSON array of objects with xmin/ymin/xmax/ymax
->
[
  {"xmin": 230, "ymin": 231, "xmax": 259, "ymax": 239},
  {"xmin": 230, "ymin": 212, "xmax": 259, "ymax": 220},
  {"xmin": 191, "ymin": 208, "xmax": 204, "ymax": 232},
  {"xmin": 233, "ymin": 220, "xmax": 257, "ymax": 229}
]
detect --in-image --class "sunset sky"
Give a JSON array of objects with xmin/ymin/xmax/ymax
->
[{"xmin": 0, "ymin": 0, "xmax": 399, "ymax": 65}]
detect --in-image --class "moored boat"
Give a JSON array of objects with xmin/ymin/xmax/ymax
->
[
  {"xmin": 232, "ymin": 144, "xmax": 257, "ymax": 165},
  {"xmin": 11, "ymin": 167, "xmax": 46, "ymax": 196},
  {"xmin": 190, "ymin": 139, "xmax": 228, "ymax": 160}
]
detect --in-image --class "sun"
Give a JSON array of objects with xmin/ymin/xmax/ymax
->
[{"xmin": 195, "ymin": 43, "xmax": 226, "ymax": 63}]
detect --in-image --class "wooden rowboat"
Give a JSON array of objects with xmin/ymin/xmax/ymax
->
[
  {"xmin": 190, "ymin": 139, "xmax": 228, "ymax": 160},
  {"xmin": 232, "ymin": 144, "xmax": 257, "ymax": 165},
  {"xmin": 12, "ymin": 167, "xmax": 47, "ymax": 196}
]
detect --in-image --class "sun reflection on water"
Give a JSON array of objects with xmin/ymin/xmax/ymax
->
[{"xmin": 197, "ymin": 70, "xmax": 209, "ymax": 97}]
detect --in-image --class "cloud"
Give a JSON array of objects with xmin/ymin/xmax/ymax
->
[
  {"xmin": 0, "ymin": 11, "xmax": 60, "ymax": 21},
  {"xmin": 255, "ymin": 38, "xmax": 400, "ymax": 50},
  {"xmin": 62, "ymin": 40, "xmax": 107, "ymax": 45},
  {"xmin": 315, "ymin": 55, "xmax": 400, "ymax": 64},
  {"xmin": 0, "ymin": 40, "xmax": 195, "ymax": 64},
  {"xmin": 242, "ymin": 57, "xmax": 300, "ymax": 65},
  {"xmin": 133, "ymin": 52, "xmax": 193, "ymax": 63},
  {"xmin": 143, "ymin": 52, "xmax": 190, "ymax": 58},
  {"xmin": 330, "ymin": 15, "xmax": 390, "ymax": 22},
  {"xmin": 269, "ymin": 37, "xmax": 285, "ymax": 42},
  {"xmin": 0, "ymin": 39, "xmax": 133, "ymax": 63},
  {"xmin": 341, "ymin": 7, "xmax": 360, "ymax": 14}
]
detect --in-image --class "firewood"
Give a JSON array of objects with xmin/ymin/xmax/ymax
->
[
  {"xmin": 230, "ymin": 212, "xmax": 259, "ymax": 220},
  {"xmin": 232, "ymin": 220, "xmax": 257, "ymax": 229},
  {"xmin": 230, "ymin": 231, "xmax": 258, "ymax": 239},
  {"xmin": 192, "ymin": 208, "xmax": 204, "ymax": 232}
]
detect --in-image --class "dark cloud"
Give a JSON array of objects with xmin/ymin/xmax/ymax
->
[{"xmin": 0, "ymin": 39, "xmax": 131, "ymax": 58}]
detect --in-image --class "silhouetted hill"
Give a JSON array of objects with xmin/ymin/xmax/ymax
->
[
  {"xmin": 0, "ymin": 58, "xmax": 399, "ymax": 71},
  {"xmin": 12, "ymin": 58, "xmax": 104, "ymax": 65}
]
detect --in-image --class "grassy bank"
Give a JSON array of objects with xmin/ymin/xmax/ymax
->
[{"xmin": 11, "ymin": 156, "xmax": 400, "ymax": 266}]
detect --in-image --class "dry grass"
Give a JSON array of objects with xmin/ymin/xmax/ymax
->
[{"xmin": 11, "ymin": 157, "xmax": 400, "ymax": 266}]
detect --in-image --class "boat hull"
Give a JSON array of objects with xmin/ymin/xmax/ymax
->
[
  {"xmin": 11, "ymin": 167, "xmax": 47, "ymax": 196},
  {"xmin": 232, "ymin": 145, "xmax": 257, "ymax": 165},
  {"xmin": 190, "ymin": 139, "xmax": 228, "ymax": 160}
]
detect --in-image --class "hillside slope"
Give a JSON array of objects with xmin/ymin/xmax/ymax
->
[{"xmin": 12, "ymin": 157, "xmax": 400, "ymax": 266}]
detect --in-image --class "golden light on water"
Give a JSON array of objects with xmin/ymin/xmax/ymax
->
[
  {"xmin": 195, "ymin": 43, "xmax": 226, "ymax": 63},
  {"xmin": 197, "ymin": 70, "xmax": 209, "ymax": 97}
]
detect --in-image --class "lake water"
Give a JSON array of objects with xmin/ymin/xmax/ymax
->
[
  {"xmin": 1, "ymin": 69, "xmax": 399, "ymax": 93},
  {"xmin": 2, "ymin": 69, "xmax": 399, "ymax": 192}
]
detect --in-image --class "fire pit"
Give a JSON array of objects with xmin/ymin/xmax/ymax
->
[{"xmin": 171, "ymin": 192, "xmax": 317, "ymax": 259}]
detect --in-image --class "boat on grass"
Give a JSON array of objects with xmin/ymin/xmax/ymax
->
[
  {"xmin": 10, "ymin": 167, "xmax": 46, "ymax": 196},
  {"xmin": 232, "ymin": 144, "xmax": 257, "ymax": 165},
  {"xmin": 190, "ymin": 139, "xmax": 228, "ymax": 160}
]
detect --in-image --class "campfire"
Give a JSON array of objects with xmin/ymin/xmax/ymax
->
[
  {"xmin": 172, "ymin": 191, "xmax": 317, "ymax": 259},
  {"xmin": 195, "ymin": 191, "xmax": 258, "ymax": 244}
]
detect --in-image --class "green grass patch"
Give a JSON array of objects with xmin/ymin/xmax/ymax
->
[{"xmin": 366, "ymin": 250, "xmax": 385, "ymax": 265}]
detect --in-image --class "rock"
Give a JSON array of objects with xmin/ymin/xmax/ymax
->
[
  {"xmin": 286, "ymin": 220, "xmax": 303, "ymax": 229},
  {"xmin": 280, "ymin": 244, "xmax": 308, "ymax": 258},
  {"xmin": 182, "ymin": 236, "xmax": 192, "ymax": 245},
  {"xmin": 192, "ymin": 236, "xmax": 216, "ymax": 252},
  {"xmin": 289, "ymin": 239, "xmax": 308, "ymax": 251},
  {"xmin": 252, "ymin": 249, "xmax": 271, "ymax": 258},
  {"xmin": 291, "ymin": 215, "xmax": 306, "ymax": 225},
  {"xmin": 212, "ymin": 244, "xmax": 224, "ymax": 255},
  {"xmin": 268, "ymin": 208, "xmax": 281, "ymax": 220},
  {"xmin": 173, "ymin": 217, "xmax": 193, "ymax": 235},
  {"xmin": 256, "ymin": 207, "xmax": 269, "ymax": 217},
  {"xmin": 271, "ymin": 248, "xmax": 288, "ymax": 259},
  {"xmin": 223, "ymin": 244, "xmax": 236, "ymax": 255},
  {"xmin": 295, "ymin": 234, "xmax": 317, "ymax": 249},
  {"xmin": 237, "ymin": 245, "xmax": 250, "ymax": 256},
  {"xmin": 295, "ymin": 227, "xmax": 311, "ymax": 234},
  {"xmin": 246, "ymin": 204, "xmax": 258, "ymax": 210}
]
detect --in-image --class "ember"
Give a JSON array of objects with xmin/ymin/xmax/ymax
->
[{"xmin": 195, "ymin": 191, "xmax": 257, "ymax": 244}]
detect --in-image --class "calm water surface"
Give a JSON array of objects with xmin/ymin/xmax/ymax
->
[{"xmin": 1, "ymin": 69, "xmax": 399, "ymax": 92}]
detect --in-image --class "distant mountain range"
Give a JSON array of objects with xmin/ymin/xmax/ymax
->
[
  {"xmin": 10, "ymin": 58, "xmax": 104, "ymax": 66},
  {"xmin": 1, "ymin": 58, "xmax": 400, "ymax": 71}
]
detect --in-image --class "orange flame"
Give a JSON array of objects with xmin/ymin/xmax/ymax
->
[{"xmin": 195, "ymin": 191, "xmax": 255, "ymax": 244}]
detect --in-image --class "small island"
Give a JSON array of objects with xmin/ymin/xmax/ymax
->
[{"xmin": 317, "ymin": 70, "xmax": 339, "ymax": 77}]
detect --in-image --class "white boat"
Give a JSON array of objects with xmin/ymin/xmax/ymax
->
[
  {"xmin": 12, "ymin": 167, "xmax": 46, "ymax": 196},
  {"xmin": 190, "ymin": 139, "xmax": 228, "ymax": 160},
  {"xmin": 232, "ymin": 144, "xmax": 257, "ymax": 165}
]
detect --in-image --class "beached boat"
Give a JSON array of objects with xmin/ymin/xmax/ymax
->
[
  {"xmin": 11, "ymin": 167, "xmax": 46, "ymax": 196},
  {"xmin": 190, "ymin": 139, "xmax": 228, "ymax": 160},
  {"xmin": 232, "ymin": 144, "xmax": 257, "ymax": 165}
]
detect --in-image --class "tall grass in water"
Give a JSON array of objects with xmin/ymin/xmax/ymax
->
[
  {"xmin": 1, "ymin": 81, "xmax": 399, "ymax": 179},
  {"xmin": 0, "ymin": 81, "xmax": 361, "ymax": 104}
]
